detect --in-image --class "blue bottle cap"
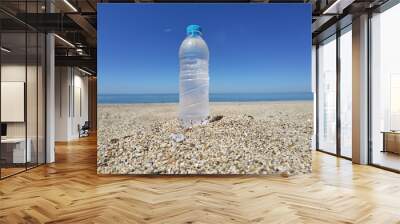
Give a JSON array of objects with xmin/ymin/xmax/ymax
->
[{"xmin": 186, "ymin": 24, "xmax": 202, "ymax": 36}]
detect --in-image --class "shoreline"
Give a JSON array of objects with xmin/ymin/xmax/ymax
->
[{"xmin": 98, "ymin": 100, "xmax": 314, "ymax": 106}]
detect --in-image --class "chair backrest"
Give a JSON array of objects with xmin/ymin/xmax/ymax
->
[{"xmin": 82, "ymin": 121, "xmax": 90, "ymax": 129}]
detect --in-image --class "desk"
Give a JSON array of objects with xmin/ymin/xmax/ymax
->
[
  {"xmin": 382, "ymin": 131, "xmax": 400, "ymax": 154},
  {"xmin": 1, "ymin": 138, "xmax": 31, "ymax": 163}
]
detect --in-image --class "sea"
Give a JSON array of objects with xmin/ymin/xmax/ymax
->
[{"xmin": 98, "ymin": 92, "xmax": 313, "ymax": 104}]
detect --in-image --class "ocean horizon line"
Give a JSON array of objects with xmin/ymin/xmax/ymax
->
[
  {"xmin": 98, "ymin": 91, "xmax": 312, "ymax": 95},
  {"xmin": 98, "ymin": 92, "xmax": 313, "ymax": 104}
]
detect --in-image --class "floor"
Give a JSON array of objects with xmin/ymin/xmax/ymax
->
[
  {"xmin": 372, "ymin": 150, "xmax": 400, "ymax": 171},
  {"xmin": 0, "ymin": 167, "xmax": 25, "ymax": 178},
  {"xmin": 1, "ymin": 163, "xmax": 43, "ymax": 179},
  {"xmin": 0, "ymin": 135, "xmax": 400, "ymax": 223}
]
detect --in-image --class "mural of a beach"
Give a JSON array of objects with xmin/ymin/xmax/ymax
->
[{"xmin": 97, "ymin": 4, "xmax": 313, "ymax": 175}]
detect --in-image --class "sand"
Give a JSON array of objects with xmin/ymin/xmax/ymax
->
[{"xmin": 97, "ymin": 101, "xmax": 313, "ymax": 176}]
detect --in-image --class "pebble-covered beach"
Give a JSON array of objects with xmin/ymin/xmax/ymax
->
[{"xmin": 97, "ymin": 102, "xmax": 313, "ymax": 176}]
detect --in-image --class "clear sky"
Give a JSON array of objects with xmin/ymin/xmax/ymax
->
[{"xmin": 98, "ymin": 4, "xmax": 311, "ymax": 94}]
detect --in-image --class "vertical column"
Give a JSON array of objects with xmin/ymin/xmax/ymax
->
[
  {"xmin": 336, "ymin": 30, "xmax": 341, "ymax": 156},
  {"xmin": 46, "ymin": 1, "xmax": 55, "ymax": 163},
  {"xmin": 315, "ymin": 45, "xmax": 320, "ymax": 151},
  {"xmin": 352, "ymin": 14, "xmax": 369, "ymax": 164},
  {"xmin": 88, "ymin": 77, "xmax": 97, "ymax": 132}
]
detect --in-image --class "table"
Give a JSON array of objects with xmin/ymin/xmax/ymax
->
[
  {"xmin": 1, "ymin": 138, "xmax": 31, "ymax": 163},
  {"xmin": 381, "ymin": 131, "xmax": 400, "ymax": 154}
]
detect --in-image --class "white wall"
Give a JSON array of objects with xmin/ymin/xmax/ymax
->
[
  {"xmin": 1, "ymin": 63, "xmax": 46, "ymax": 164},
  {"xmin": 55, "ymin": 67, "xmax": 89, "ymax": 141},
  {"xmin": 1, "ymin": 65, "xmax": 26, "ymax": 140},
  {"xmin": 71, "ymin": 73, "xmax": 89, "ymax": 138},
  {"xmin": 1, "ymin": 82, "xmax": 25, "ymax": 122},
  {"xmin": 55, "ymin": 66, "xmax": 70, "ymax": 141},
  {"xmin": 1, "ymin": 65, "xmax": 38, "ymax": 138}
]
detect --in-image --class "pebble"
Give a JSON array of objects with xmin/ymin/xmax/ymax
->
[
  {"xmin": 170, "ymin": 133, "xmax": 185, "ymax": 143},
  {"xmin": 97, "ymin": 108, "xmax": 313, "ymax": 176}
]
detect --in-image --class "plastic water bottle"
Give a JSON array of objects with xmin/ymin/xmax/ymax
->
[{"xmin": 179, "ymin": 24, "xmax": 209, "ymax": 127}]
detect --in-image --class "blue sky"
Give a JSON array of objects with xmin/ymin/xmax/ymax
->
[{"xmin": 98, "ymin": 4, "xmax": 311, "ymax": 94}]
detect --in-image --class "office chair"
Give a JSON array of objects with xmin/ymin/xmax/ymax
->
[{"xmin": 79, "ymin": 121, "xmax": 90, "ymax": 138}]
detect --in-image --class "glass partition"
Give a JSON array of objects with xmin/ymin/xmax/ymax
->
[
  {"xmin": 27, "ymin": 30, "xmax": 38, "ymax": 169},
  {"xmin": 26, "ymin": 0, "xmax": 45, "ymax": 169},
  {"xmin": 1, "ymin": 31, "xmax": 28, "ymax": 177},
  {"xmin": 0, "ymin": 1, "xmax": 46, "ymax": 179},
  {"xmin": 339, "ymin": 26, "xmax": 352, "ymax": 158},
  {"xmin": 371, "ymin": 3, "xmax": 400, "ymax": 171},
  {"xmin": 317, "ymin": 35, "xmax": 337, "ymax": 154}
]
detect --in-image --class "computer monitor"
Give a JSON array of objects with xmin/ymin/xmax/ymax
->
[{"xmin": 1, "ymin": 123, "xmax": 7, "ymax": 137}]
